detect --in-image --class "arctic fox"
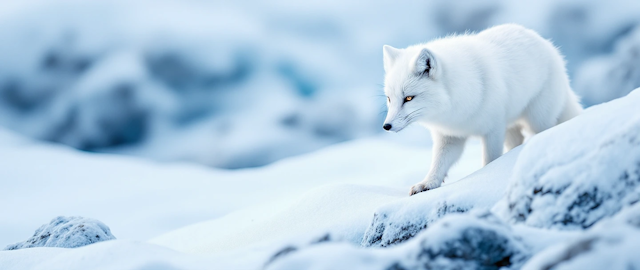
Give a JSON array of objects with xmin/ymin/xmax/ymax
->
[{"xmin": 382, "ymin": 24, "xmax": 582, "ymax": 196}]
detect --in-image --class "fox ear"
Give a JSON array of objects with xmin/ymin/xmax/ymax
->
[
  {"xmin": 415, "ymin": 48, "xmax": 437, "ymax": 78},
  {"xmin": 383, "ymin": 45, "xmax": 401, "ymax": 72}
]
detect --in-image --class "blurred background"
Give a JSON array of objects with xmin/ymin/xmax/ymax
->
[{"xmin": 0, "ymin": 0, "xmax": 639, "ymax": 169}]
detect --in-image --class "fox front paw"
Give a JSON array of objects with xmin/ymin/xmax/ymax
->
[{"xmin": 409, "ymin": 181, "xmax": 442, "ymax": 196}]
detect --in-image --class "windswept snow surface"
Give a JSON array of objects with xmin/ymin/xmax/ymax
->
[{"xmin": 0, "ymin": 126, "xmax": 484, "ymax": 252}]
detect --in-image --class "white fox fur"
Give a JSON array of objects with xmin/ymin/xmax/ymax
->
[{"xmin": 382, "ymin": 24, "xmax": 582, "ymax": 196}]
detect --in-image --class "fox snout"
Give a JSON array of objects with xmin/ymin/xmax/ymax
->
[
  {"xmin": 382, "ymin": 117, "xmax": 407, "ymax": 132},
  {"xmin": 382, "ymin": 122, "xmax": 405, "ymax": 132},
  {"xmin": 383, "ymin": 111, "xmax": 405, "ymax": 132}
]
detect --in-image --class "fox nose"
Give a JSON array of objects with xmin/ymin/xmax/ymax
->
[{"xmin": 383, "ymin": 123, "xmax": 392, "ymax": 131}]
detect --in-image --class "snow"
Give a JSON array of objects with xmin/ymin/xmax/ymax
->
[
  {"xmin": 522, "ymin": 204, "xmax": 640, "ymax": 270},
  {"xmin": 3, "ymin": 90, "xmax": 640, "ymax": 269},
  {"xmin": 5, "ymin": 216, "xmax": 115, "ymax": 250},
  {"xmin": 149, "ymin": 184, "xmax": 406, "ymax": 254},
  {"xmin": 501, "ymin": 88, "xmax": 640, "ymax": 229},
  {"xmin": 0, "ymin": 124, "xmax": 483, "ymax": 251},
  {"xmin": 0, "ymin": 124, "xmax": 488, "ymax": 269},
  {"xmin": 0, "ymin": 240, "xmax": 215, "ymax": 270},
  {"xmin": 361, "ymin": 147, "xmax": 521, "ymax": 247}
]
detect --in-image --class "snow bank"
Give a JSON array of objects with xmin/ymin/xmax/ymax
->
[
  {"xmin": 4, "ymin": 216, "xmax": 115, "ymax": 250},
  {"xmin": 502, "ymin": 88, "xmax": 640, "ymax": 230},
  {"xmin": 267, "ymin": 211, "xmax": 530, "ymax": 270},
  {"xmin": 361, "ymin": 147, "xmax": 520, "ymax": 247}
]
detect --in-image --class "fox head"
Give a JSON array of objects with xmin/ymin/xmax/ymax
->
[{"xmin": 382, "ymin": 45, "xmax": 448, "ymax": 132}]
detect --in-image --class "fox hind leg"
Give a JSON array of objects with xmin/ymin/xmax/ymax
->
[{"xmin": 504, "ymin": 125, "xmax": 524, "ymax": 151}]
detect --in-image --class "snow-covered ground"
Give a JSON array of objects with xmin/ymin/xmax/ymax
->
[
  {"xmin": 0, "ymin": 123, "xmax": 487, "ymax": 268},
  {"xmin": 4, "ymin": 88, "xmax": 638, "ymax": 269},
  {"xmin": 0, "ymin": 124, "xmax": 483, "ymax": 251}
]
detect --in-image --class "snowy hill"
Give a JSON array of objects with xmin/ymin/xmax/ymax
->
[{"xmin": 2, "ymin": 86, "xmax": 640, "ymax": 269}]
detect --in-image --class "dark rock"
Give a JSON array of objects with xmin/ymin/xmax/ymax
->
[{"xmin": 362, "ymin": 202, "xmax": 468, "ymax": 248}]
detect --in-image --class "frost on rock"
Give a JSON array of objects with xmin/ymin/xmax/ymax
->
[
  {"xmin": 362, "ymin": 201, "xmax": 468, "ymax": 248},
  {"xmin": 361, "ymin": 148, "xmax": 520, "ymax": 248},
  {"xmin": 504, "ymin": 89, "xmax": 640, "ymax": 230},
  {"xmin": 403, "ymin": 211, "xmax": 530, "ymax": 270},
  {"xmin": 522, "ymin": 204, "xmax": 640, "ymax": 270},
  {"xmin": 575, "ymin": 26, "xmax": 640, "ymax": 106},
  {"xmin": 269, "ymin": 211, "xmax": 530, "ymax": 270},
  {"xmin": 4, "ymin": 216, "xmax": 116, "ymax": 250}
]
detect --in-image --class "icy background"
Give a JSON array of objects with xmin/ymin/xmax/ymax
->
[{"xmin": 1, "ymin": 0, "xmax": 639, "ymax": 168}]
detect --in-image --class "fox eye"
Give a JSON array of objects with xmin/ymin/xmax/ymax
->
[{"xmin": 404, "ymin": 96, "xmax": 414, "ymax": 103}]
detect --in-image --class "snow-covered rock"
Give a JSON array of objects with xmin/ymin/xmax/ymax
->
[
  {"xmin": 361, "ymin": 147, "xmax": 520, "ymax": 247},
  {"xmin": 522, "ymin": 204, "xmax": 640, "ymax": 270},
  {"xmin": 575, "ymin": 26, "xmax": 640, "ymax": 106},
  {"xmin": 268, "ymin": 211, "xmax": 530, "ymax": 270},
  {"xmin": 4, "ymin": 216, "xmax": 115, "ymax": 250},
  {"xmin": 401, "ymin": 211, "xmax": 530, "ymax": 270},
  {"xmin": 502, "ymin": 88, "xmax": 640, "ymax": 230}
]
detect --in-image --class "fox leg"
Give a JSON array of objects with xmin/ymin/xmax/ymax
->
[
  {"xmin": 482, "ymin": 128, "xmax": 505, "ymax": 166},
  {"xmin": 410, "ymin": 133, "xmax": 466, "ymax": 196},
  {"xmin": 504, "ymin": 125, "xmax": 524, "ymax": 152}
]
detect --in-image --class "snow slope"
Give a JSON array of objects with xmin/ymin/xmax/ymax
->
[
  {"xmin": 265, "ymin": 88, "xmax": 640, "ymax": 269},
  {"xmin": 0, "ymin": 126, "xmax": 483, "ymax": 249}
]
